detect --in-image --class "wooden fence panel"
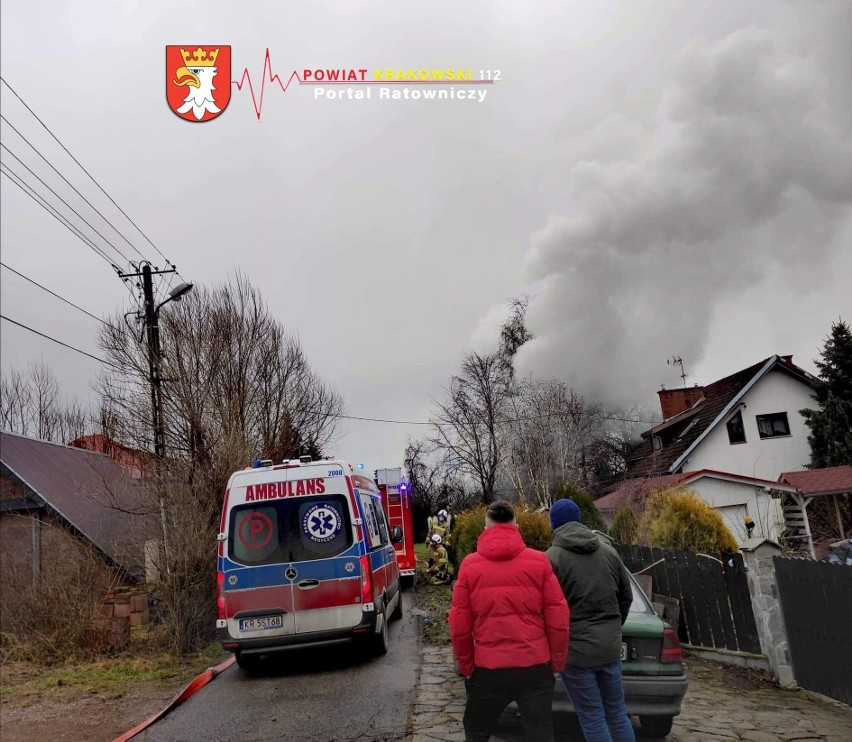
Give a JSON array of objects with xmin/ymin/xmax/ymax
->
[
  {"xmin": 723, "ymin": 553, "xmax": 761, "ymax": 654},
  {"xmin": 662, "ymin": 548, "xmax": 688, "ymax": 644},
  {"xmin": 774, "ymin": 557, "xmax": 852, "ymax": 705},
  {"xmin": 615, "ymin": 544, "xmax": 761, "ymax": 654},
  {"xmin": 709, "ymin": 556, "xmax": 738, "ymax": 651},
  {"xmin": 686, "ymin": 550, "xmax": 716, "ymax": 647}
]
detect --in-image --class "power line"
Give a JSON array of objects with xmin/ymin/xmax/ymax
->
[
  {"xmin": 0, "ymin": 77, "xmax": 180, "ymax": 276},
  {"xmin": 286, "ymin": 405, "xmax": 658, "ymax": 428},
  {"xmin": 0, "ymin": 165, "xmax": 118, "ymax": 268},
  {"xmin": 0, "ymin": 261, "xmax": 109, "ymax": 326},
  {"xmin": 0, "ymin": 314, "xmax": 120, "ymax": 370},
  {"xmin": 0, "ymin": 144, "xmax": 130, "ymax": 263},
  {"xmin": 0, "ymin": 306, "xmax": 661, "ymax": 429},
  {"xmin": 0, "ymin": 113, "xmax": 146, "ymax": 262}
]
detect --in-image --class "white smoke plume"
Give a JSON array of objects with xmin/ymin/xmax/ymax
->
[{"xmin": 513, "ymin": 1, "xmax": 852, "ymax": 408}]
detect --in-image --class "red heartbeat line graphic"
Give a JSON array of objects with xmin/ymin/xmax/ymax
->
[{"xmin": 232, "ymin": 49, "xmax": 300, "ymax": 121}]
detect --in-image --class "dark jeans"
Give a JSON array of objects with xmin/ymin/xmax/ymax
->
[
  {"xmin": 463, "ymin": 663, "xmax": 555, "ymax": 742},
  {"xmin": 560, "ymin": 661, "xmax": 635, "ymax": 742}
]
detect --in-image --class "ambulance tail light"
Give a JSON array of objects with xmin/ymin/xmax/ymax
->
[
  {"xmin": 359, "ymin": 555, "xmax": 373, "ymax": 606},
  {"xmin": 217, "ymin": 571, "xmax": 226, "ymax": 620}
]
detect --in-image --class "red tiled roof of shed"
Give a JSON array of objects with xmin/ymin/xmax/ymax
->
[{"xmin": 780, "ymin": 466, "xmax": 852, "ymax": 496}]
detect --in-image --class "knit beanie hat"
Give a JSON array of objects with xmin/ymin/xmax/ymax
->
[{"xmin": 550, "ymin": 498, "xmax": 582, "ymax": 529}]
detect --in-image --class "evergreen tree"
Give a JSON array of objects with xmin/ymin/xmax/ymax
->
[{"xmin": 800, "ymin": 320, "xmax": 852, "ymax": 468}]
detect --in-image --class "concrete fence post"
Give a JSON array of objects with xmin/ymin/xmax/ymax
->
[{"xmin": 740, "ymin": 538, "xmax": 796, "ymax": 688}]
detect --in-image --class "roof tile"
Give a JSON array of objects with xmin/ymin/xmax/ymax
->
[{"xmin": 780, "ymin": 466, "xmax": 852, "ymax": 495}]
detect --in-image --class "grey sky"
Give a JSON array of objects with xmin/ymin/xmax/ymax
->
[{"xmin": 2, "ymin": 1, "xmax": 849, "ymax": 472}]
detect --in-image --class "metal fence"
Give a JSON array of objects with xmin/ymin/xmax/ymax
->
[
  {"xmin": 774, "ymin": 557, "xmax": 852, "ymax": 705},
  {"xmin": 615, "ymin": 544, "xmax": 761, "ymax": 655}
]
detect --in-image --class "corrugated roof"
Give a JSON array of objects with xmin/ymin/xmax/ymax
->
[
  {"xmin": 1, "ymin": 431, "xmax": 147, "ymax": 578},
  {"xmin": 780, "ymin": 466, "xmax": 852, "ymax": 495}
]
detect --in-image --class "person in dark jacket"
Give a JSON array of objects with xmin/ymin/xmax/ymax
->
[
  {"xmin": 450, "ymin": 501, "xmax": 569, "ymax": 742},
  {"xmin": 546, "ymin": 498, "xmax": 635, "ymax": 742}
]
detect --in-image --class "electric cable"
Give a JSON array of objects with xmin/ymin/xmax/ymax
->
[
  {"xmin": 0, "ymin": 113, "xmax": 146, "ymax": 262},
  {"xmin": 1, "ymin": 164, "xmax": 118, "ymax": 268},
  {"xmin": 1, "ymin": 144, "xmax": 130, "ymax": 263},
  {"xmin": 1, "ymin": 77, "xmax": 181, "ymax": 276},
  {"xmin": 1, "ymin": 261, "xmax": 110, "ymax": 327},
  {"xmin": 0, "ymin": 314, "xmax": 121, "ymax": 370}
]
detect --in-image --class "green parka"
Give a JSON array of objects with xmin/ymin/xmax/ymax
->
[{"xmin": 546, "ymin": 522, "xmax": 633, "ymax": 668}]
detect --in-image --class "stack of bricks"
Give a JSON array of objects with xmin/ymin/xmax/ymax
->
[{"xmin": 100, "ymin": 591, "xmax": 150, "ymax": 629}]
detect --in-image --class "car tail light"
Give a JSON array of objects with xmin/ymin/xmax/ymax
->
[
  {"xmin": 217, "ymin": 571, "xmax": 226, "ymax": 620},
  {"xmin": 661, "ymin": 627, "xmax": 683, "ymax": 663},
  {"xmin": 360, "ymin": 554, "xmax": 373, "ymax": 606}
]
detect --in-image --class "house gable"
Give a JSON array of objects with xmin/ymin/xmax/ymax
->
[
  {"xmin": 684, "ymin": 367, "xmax": 815, "ymax": 480},
  {"xmin": 621, "ymin": 356, "xmax": 815, "ymax": 483}
]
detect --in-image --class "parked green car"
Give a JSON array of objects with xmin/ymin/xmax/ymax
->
[{"xmin": 552, "ymin": 565, "xmax": 688, "ymax": 738}]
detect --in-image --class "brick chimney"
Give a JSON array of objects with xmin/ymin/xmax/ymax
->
[{"xmin": 657, "ymin": 386, "xmax": 704, "ymax": 420}]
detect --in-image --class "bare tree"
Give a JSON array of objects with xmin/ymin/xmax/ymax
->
[
  {"xmin": 93, "ymin": 274, "xmax": 345, "ymax": 652},
  {"xmin": 97, "ymin": 273, "xmax": 344, "ymax": 494},
  {"xmin": 0, "ymin": 360, "xmax": 92, "ymax": 443},
  {"xmin": 0, "ymin": 366, "xmax": 30, "ymax": 433},
  {"xmin": 498, "ymin": 296, "xmax": 532, "ymax": 380},
  {"xmin": 504, "ymin": 379, "xmax": 610, "ymax": 507},
  {"xmin": 430, "ymin": 352, "xmax": 509, "ymax": 504}
]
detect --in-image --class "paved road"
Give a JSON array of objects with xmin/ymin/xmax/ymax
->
[
  {"xmin": 412, "ymin": 646, "xmax": 852, "ymax": 742},
  {"xmin": 140, "ymin": 604, "xmax": 419, "ymax": 742}
]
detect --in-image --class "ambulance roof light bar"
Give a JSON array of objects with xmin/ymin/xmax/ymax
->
[{"xmin": 251, "ymin": 459, "xmax": 273, "ymax": 468}]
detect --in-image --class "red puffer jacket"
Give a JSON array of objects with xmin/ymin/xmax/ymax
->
[{"xmin": 449, "ymin": 524, "xmax": 569, "ymax": 677}]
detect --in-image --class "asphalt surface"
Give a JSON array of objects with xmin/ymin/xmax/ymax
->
[{"xmin": 138, "ymin": 600, "xmax": 420, "ymax": 742}]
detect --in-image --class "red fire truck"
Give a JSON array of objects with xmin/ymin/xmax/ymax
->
[{"xmin": 375, "ymin": 468, "xmax": 416, "ymax": 588}]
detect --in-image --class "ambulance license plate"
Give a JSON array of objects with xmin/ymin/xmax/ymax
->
[
  {"xmin": 239, "ymin": 615, "xmax": 284, "ymax": 632},
  {"xmin": 620, "ymin": 642, "xmax": 628, "ymax": 661}
]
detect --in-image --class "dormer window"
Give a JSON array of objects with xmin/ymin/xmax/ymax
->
[
  {"xmin": 652, "ymin": 435, "xmax": 662, "ymax": 451},
  {"xmin": 756, "ymin": 412, "xmax": 790, "ymax": 439},
  {"xmin": 726, "ymin": 410, "xmax": 746, "ymax": 444}
]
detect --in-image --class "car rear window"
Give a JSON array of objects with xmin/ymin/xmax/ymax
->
[
  {"xmin": 228, "ymin": 494, "xmax": 353, "ymax": 565},
  {"xmin": 629, "ymin": 579, "xmax": 654, "ymax": 614}
]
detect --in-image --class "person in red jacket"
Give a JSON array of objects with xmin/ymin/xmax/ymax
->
[{"xmin": 449, "ymin": 501, "xmax": 569, "ymax": 742}]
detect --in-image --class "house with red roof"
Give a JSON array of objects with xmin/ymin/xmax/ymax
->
[
  {"xmin": 597, "ymin": 355, "xmax": 821, "ymax": 545},
  {"xmin": 69, "ymin": 433, "xmax": 150, "ymax": 480}
]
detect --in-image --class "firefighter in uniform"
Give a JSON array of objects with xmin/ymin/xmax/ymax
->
[
  {"xmin": 428, "ymin": 534, "xmax": 452, "ymax": 585},
  {"xmin": 427, "ymin": 509, "xmax": 452, "ymax": 543}
]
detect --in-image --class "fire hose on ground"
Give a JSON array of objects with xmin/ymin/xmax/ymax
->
[{"xmin": 112, "ymin": 656, "xmax": 236, "ymax": 741}]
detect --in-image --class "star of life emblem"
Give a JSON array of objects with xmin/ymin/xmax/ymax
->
[{"xmin": 303, "ymin": 504, "xmax": 342, "ymax": 543}]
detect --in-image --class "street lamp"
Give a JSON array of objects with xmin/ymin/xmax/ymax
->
[{"xmin": 156, "ymin": 282, "xmax": 194, "ymax": 313}]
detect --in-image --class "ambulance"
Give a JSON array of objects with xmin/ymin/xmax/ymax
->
[
  {"xmin": 216, "ymin": 457, "xmax": 403, "ymax": 670},
  {"xmin": 375, "ymin": 468, "xmax": 416, "ymax": 588}
]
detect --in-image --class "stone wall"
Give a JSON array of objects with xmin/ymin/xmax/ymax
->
[{"xmin": 741, "ymin": 541, "xmax": 796, "ymax": 687}]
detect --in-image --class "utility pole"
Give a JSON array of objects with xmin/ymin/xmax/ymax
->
[
  {"xmin": 142, "ymin": 264, "xmax": 166, "ymax": 459},
  {"xmin": 119, "ymin": 263, "xmax": 190, "ymax": 459}
]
